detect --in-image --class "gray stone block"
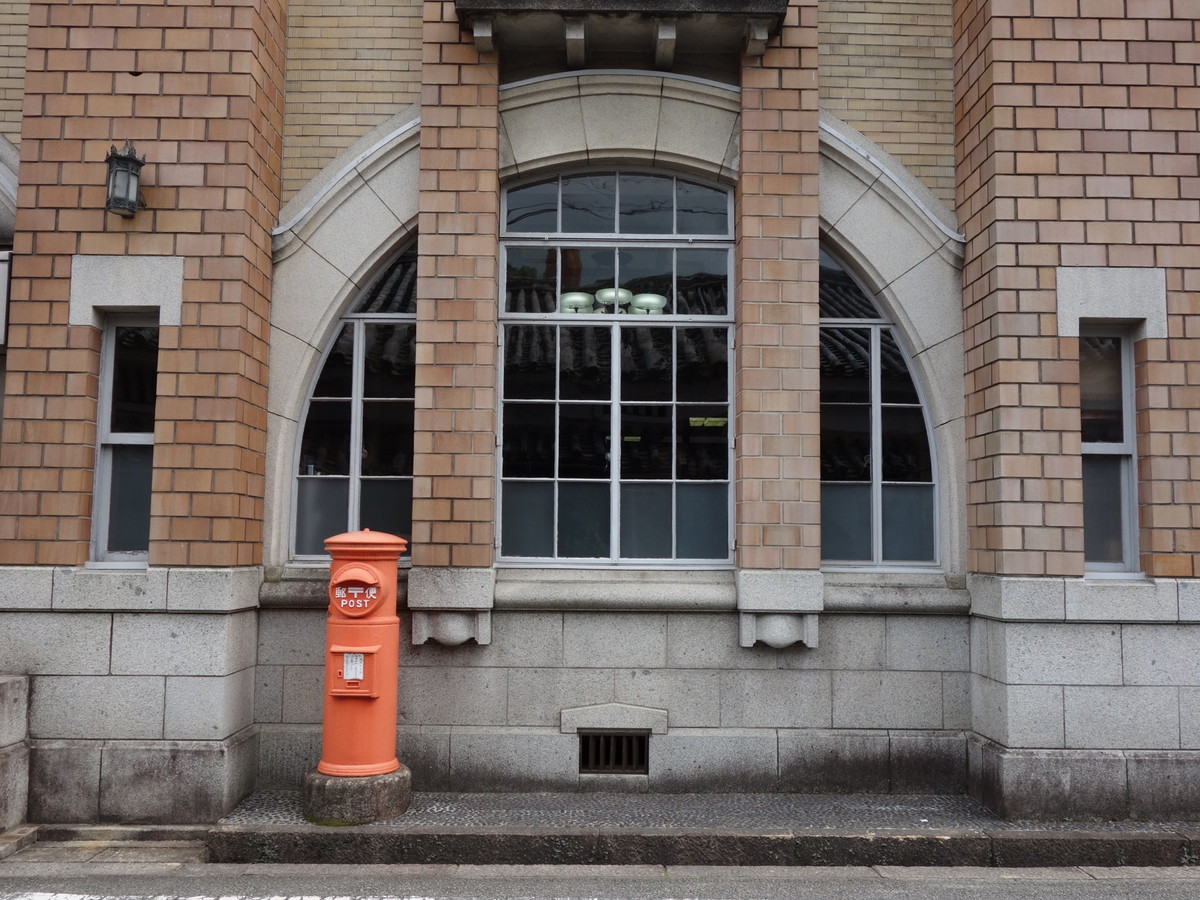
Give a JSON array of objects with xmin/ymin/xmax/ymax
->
[
  {"xmin": 256, "ymin": 724, "xmax": 322, "ymax": 789},
  {"xmin": 994, "ymin": 622, "xmax": 1122, "ymax": 686},
  {"xmin": 28, "ymin": 739, "xmax": 101, "ymax": 823},
  {"xmin": 506, "ymin": 668, "xmax": 616, "ymax": 726},
  {"xmin": 396, "ymin": 724, "xmax": 451, "ymax": 791},
  {"xmin": 889, "ymin": 731, "xmax": 967, "ymax": 793},
  {"xmin": 832, "ymin": 671, "xmax": 944, "ymax": 729},
  {"xmin": 1126, "ymin": 751, "xmax": 1200, "ymax": 820},
  {"xmin": 563, "ymin": 612, "xmax": 666, "ymax": 668},
  {"xmin": 398, "ymin": 666, "xmax": 508, "ymax": 726},
  {"xmin": 942, "ymin": 672, "xmax": 971, "ymax": 729},
  {"xmin": 885, "ymin": 616, "xmax": 969, "ymax": 672},
  {"xmin": 256, "ymin": 608, "xmax": 327, "ymax": 666},
  {"xmin": 0, "ymin": 567, "xmax": 53, "ymax": 610},
  {"xmin": 0, "ymin": 743, "xmax": 27, "ymax": 829},
  {"xmin": 30, "ymin": 676, "xmax": 165, "ymax": 740},
  {"xmin": 780, "ymin": 614, "xmax": 886, "ymax": 671},
  {"xmin": 111, "ymin": 610, "xmax": 257, "ymax": 676},
  {"xmin": 719, "ymin": 670, "xmax": 831, "ymax": 728},
  {"xmin": 99, "ymin": 727, "xmax": 259, "ymax": 823},
  {"xmin": 968, "ymin": 574, "xmax": 1065, "ymax": 621},
  {"xmin": 407, "ymin": 566, "xmax": 494, "ymax": 609},
  {"xmin": 614, "ymin": 668, "xmax": 720, "ymax": 727},
  {"xmin": 1181, "ymin": 580, "xmax": 1200, "ymax": 622},
  {"xmin": 0, "ymin": 675, "xmax": 28, "ymax": 746},
  {"xmin": 302, "ymin": 765, "xmax": 411, "ymax": 825},
  {"xmin": 1065, "ymin": 578, "xmax": 1178, "ymax": 622},
  {"xmin": 1064, "ymin": 686, "xmax": 1179, "ymax": 750},
  {"xmin": 164, "ymin": 669, "xmax": 255, "ymax": 740},
  {"xmin": 666, "ymin": 613, "xmax": 777, "ymax": 670},
  {"xmin": 971, "ymin": 678, "xmax": 1065, "ymax": 749},
  {"xmin": 777, "ymin": 729, "xmax": 889, "ymax": 792},
  {"xmin": 648, "ymin": 728, "xmax": 778, "ymax": 791},
  {"xmin": 1183, "ymin": 687, "xmax": 1200, "ymax": 749},
  {"xmin": 560, "ymin": 702, "xmax": 667, "ymax": 734},
  {"xmin": 449, "ymin": 727, "xmax": 577, "ymax": 790},
  {"xmin": 281, "ymin": 664, "xmax": 325, "ymax": 725},
  {"xmin": 1122, "ymin": 624, "xmax": 1200, "ymax": 685},
  {"xmin": 0, "ymin": 612, "xmax": 112, "ymax": 675},
  {"xmin": 51, "ymin": 566, "xmax": 167, "ymax": 611},
  {"xmin": 166, "ymin": 566, "xmax": 262, "ymax": 612},
  {"xmin": 253, "ymin": 665, "xmax": 283, "ymax": 723},
  {"xmin": 969, "ymin": 618, "xmax": 988, "ymax": 676},
  {"xmin": 735, "ymin": 569, "xmax": 823, "ymax": 612},
  {"xmin": 405, "ymin": 610, "xmax": 563, "ymax": 669}
]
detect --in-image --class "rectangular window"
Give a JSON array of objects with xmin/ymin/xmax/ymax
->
[
  {"xmin": 1080, "ymin": 331, "xmax": 1137, "ymax": 572},
  {"xmin": 94, "ymin": 320, "xmax": 158, "ymax": 562}
]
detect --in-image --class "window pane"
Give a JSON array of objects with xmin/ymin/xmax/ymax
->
[
  {"xmin": 677, "ymin": 179, "xmax": 728, "ymax": 234},
  {"xmin": 822, "ymin": 482, "xmax": 871, "ymax": 561},
  {"xmin": 502, "ymin": 403, "xmax": 555, "ymax": 478},
  {"xmin": 881, "ymin": 407, "xmax": 932, "ymax": 482},
  {"xmin": 620, "ymin": 483, "xmax": 671, "ymax": 558},
  {"xmin": 820, "ymin": 327, "xmax": 870, "ymax": 404},
  {"xmin": 621, "ymin": 327, "xmax": 672, "ymax": 402},
  {"xmin": 108, "ymin": 444, "xmax": 152, "ymax": 552},
  {"xmin": 1083, "ymin": 455, "xmax": 1125, "ymax": 564},
  {"xmin": 505, "ymin": 324, "xmax": 557, "ymax": 399},
  {"xmin": 821, "ymin": 404, "xmax": 871, "ymax": 481},
  {"xmin": 676, "ymin": 249, "xmax": 727, "ymax": 315},
  {"xmin": 559, "ymin": 404, "xmax": 610, "ymax": 478},
  {"xmin": 1080, "ymin": 336, "xmax": 1124, "ymax": 443},
  {"xmin": 882, "ymin": 484, "xmax": 935, "ymax": 562},
  {"xmin": 110, "ymin": 326, "xmax": 159, "ymax": 433},
  {"xmin": 360, "ymin": 478, "xmax": 413, "ymax": 542},
  {"xmin": 677, "ymin": 405, "xmax": 728, "ymax": 480},
  {"xmin": 619, "ymin": 174, "xmax": 673, "ymax": 234},
  {"xmin": 506, "ymin": 178, "xmax": 558, "ymax": 232},
  {"xmin": 619, "ymin": 247, "xmax": 672, "ymax": 309},
  {"xmin": 312, "ymin": 324, "xmax": 352, "ymax": 398},
  {"xmin": 562, "ymin": 247, "xmax": 616, "ymax": 303},
  {"xmin": 558, "ymin": 482, "xmax": 610, "ymax": 557},
  {"xmin": 677, "ymin": 327, "xmax": 728, "ymax": 402},
  {"xmin": 363, "ymin": 323, "xmax": 415, "ymax": 398},
  {"xmin": 621, "ymin": 405, "xmax": 672, "ymax": 479},
  {"xmin": 879, "ymin": 330, "xmax": 919, "ymax": 404},
  {"xmin": 562, "ymin": 174, "xmax": 615, "ymax": 233},
  {"xmin": 819, "ymin": 250, "xmax": 881, "ymax": 319},
  {"xmin": 506, "ymin": 246, "xmax": 557, "ymax": 313},
  {"xmin": 677, "ymin": 482, "xmax": 728, "ymax": 559},
  {"xmin": 353, "ymin": 247, "xmax": 418, "ymax": 314},
  {"xmin": 295, "ymin": 477, "xmax": 349, "ymax": 554},
  {"xmin": 299, "ymin": 401, "xmax": 351, "ymax": 475},
  {"xmin": 560, "ymin": 326, "xmax": 611, "ymax": 401},
  {"xmin": 502, "ymin": 481, "xmax": 554, "ymax": 556},
  {"xmin": 362, "ymin": 400, "xmax": 413, "ymax": 476}
]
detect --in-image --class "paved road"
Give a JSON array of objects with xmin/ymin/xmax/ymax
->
[{"xmin": 4, "ymin": 863, "xmax": 1200, "ymax": 900}]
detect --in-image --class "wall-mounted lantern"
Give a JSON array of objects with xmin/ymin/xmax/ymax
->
[{"xmin": 105, "ymin": 141, "xmax": 146, "ymax": 218}]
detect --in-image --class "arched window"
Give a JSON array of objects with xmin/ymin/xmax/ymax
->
[
  {"xmin": 820, "ymin": 249, "xmax": 937, "ymax": 565},
  {"xmin": 500, "ymin": 172, "xmax": 734, "ymax": 563},
  {"xmin": 293, "ymin": 245, "xmax": 417, "ymax": 556}
]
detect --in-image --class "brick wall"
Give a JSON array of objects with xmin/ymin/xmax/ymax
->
[
  {"xmin": 955, "ymin": 1, "xmax": 1199, "ymax": 578},
  {"xmin": 410, "ymin": 0, "xmax": 498, "ymax": 568},
  {"xmin": 820, "ymin": 0, "xmax": 956, "ymax": 206},
  {"xmin": 0, "ymin": 0, "xmax": 285, "ymax": 567},
  {"xmin": 734, "ymin": 0, "xmax": 821, "ymax": 570},
  {"xmin": 0, "ymin": 0, "xmax": 26, "ymax": 148}
]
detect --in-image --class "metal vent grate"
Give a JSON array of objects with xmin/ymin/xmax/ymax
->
[{"xmin": 578, "ymin": 731, "xmax": 649, "ymax": 774}]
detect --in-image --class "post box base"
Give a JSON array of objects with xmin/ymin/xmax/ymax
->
[{"xmin": 301, "ymin": 765, "xmax": 412, "ymax": 826}]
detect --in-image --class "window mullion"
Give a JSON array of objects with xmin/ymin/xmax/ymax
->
[
  {"xmin": 348, "ymin": 320, "xmax": 365, "ymax": 530},
  {"xmin": 870, "ymin": 326, "xmax": 884, "ymax": 565},
  {"xmin": 610, "ymin": 320, "xmax": 621, "ymax": 563}
]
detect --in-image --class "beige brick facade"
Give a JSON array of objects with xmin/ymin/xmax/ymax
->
[{"xmin": 0, "ymin": 0, "xmax": 26, "ymax": 147}]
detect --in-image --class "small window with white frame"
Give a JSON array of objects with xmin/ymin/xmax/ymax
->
[
  {"xmin": 1080, "ymin": 328, "xmax": 1138, "ymax": 572},
  {"xmin": 93, "ymin": 318, "xmax": 159, "ymax": 562}
]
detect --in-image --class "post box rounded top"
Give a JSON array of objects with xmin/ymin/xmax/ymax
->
[{"xmin": 323, "ymin": 529, "xmax": 409, "ymax": 556}]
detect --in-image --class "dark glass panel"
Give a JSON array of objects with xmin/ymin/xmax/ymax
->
[
  {"xmin": 882, "ymin": 484, "xmax": 935, "ymax": 562},
  {"xmin": 363, "ymin": 323, "xmax": 416, "ymax": 398},
  {"xmin": 879, "ymin": 330, "xmax": 919, "ymax": 404},
  {"xmin": 108, "ymin": 444, "xmax": 152, "ymax": 552},
  {"xmin": 562, "ymin": 174, "xmax": 615, "ymax": 233},
  {"xmin": 819, "ymin": 249, "xmax": 881, "ymax": 319},
  {"xmin": 561, "ymin": 246, "xmax": 616, "ymax": 299},
  {"xmin": 559, "ymin": 404, "xmax": 611, "ymax": 478},
  {"xmin": 1083, "ymin": 455, "xmax": 1125, "ymax": 564},
  {"xmin": 620, "ymin": 405, "xmax": 672, "ymax": 479},
  {"xmin": 677, "ymin": 483, "xmax": 729, "ymax": 559},
  {"xmin": 298, "ymin": 401, "xmax": 351, "ymax": 476},
  {"xmin": 620, "ymin": 483, "xmax": 672, "ymax": 558},
  {"xmin": 501, "ymin": 481, "xmax": 554, "ymax": 556},
  {"xmin": 360, "ymin": 478, "xmax": 413, "ymax": 543},
  {"xmin": 676, "ymin": 327, "xmax": 728, "ymax": 403},
  {"xmin": 677, "ymin": 405, "xmax": 728, "ymax": 480},
  {"xmin": 295, "ymin": 477, "xmax": 348, "ymax": 555},
  {"xmin": 560, "ymin": 326, "xmax": 611, "ymax": 401},
  {"xmin": 675, "ymin": 249, "xmax": 728, "ymax": 315},
  {"xmin": 677, "ymin": 179, "xmax": 728, "ymax": 235},
  {"xmin": 558, "ymin": 482, "xmax": 610, "ymax": 557},
  {"xmin": 820, "ymin": 327, "xmax": 870, "ymax": 404},
  {"xmin": 821, "ymin": 404, "xmax": 871, "ymax": 481},
  {"xmin": 880, "ymin": 407, "xmax": 932, "ymax": 482},
  {"xmin": 621, "ymin": 326, "xmax": 673, "ymax": 402},
  {"xmin": 506, "ymin": 246, "xmax": 558, "ymax": 313},
  {"xmin": 504, "ymin": 324, "xmax": 557, "ymax": 400},
  {"xmin": 506, "ymin": 178, "xmax": 558, "ymax": 233},
  {"xmin": 619, "ymin": 247, "xmax": 672, "ymax": 308},
  {"xmin": 1080, "ymin": 335, "xmax": 1124, "ymax": 443},
  {"xmin": 619, "ymin": 174, "xmax": 673, "ymax": 234},
  {"xmin": 312, "ymin": 324, "xmax": 353, "ymax": 398},
  {"xmin": 353, "ymin": 245, "xmax": 418, "ymax": 314},
  {"xmin": 361, "ymin": 400, "xmax": 414, "ymax": 476},
  {"xmin": 110, "ymin": 326, "xmax": 159, "ymax": 433},
  {"xmin": 821, "ymin": 482, "xmax": 871, "ymax": 561},
  {"xmin": 502, "ymin": 403, "xmax": 555, "ymax": 478}
]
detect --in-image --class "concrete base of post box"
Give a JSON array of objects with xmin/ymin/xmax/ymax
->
[{"xmin": 301, "ymin": 765, "xmax": 412, "ymax": 825}]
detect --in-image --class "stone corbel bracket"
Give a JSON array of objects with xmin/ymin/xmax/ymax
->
[
  {"xmin": 736, "ymin": 570, "xmax": 824, "ymax": 649},
  {"xmin": 407, "ymin": 567, "xmax": 495, "ymax": 646}
]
